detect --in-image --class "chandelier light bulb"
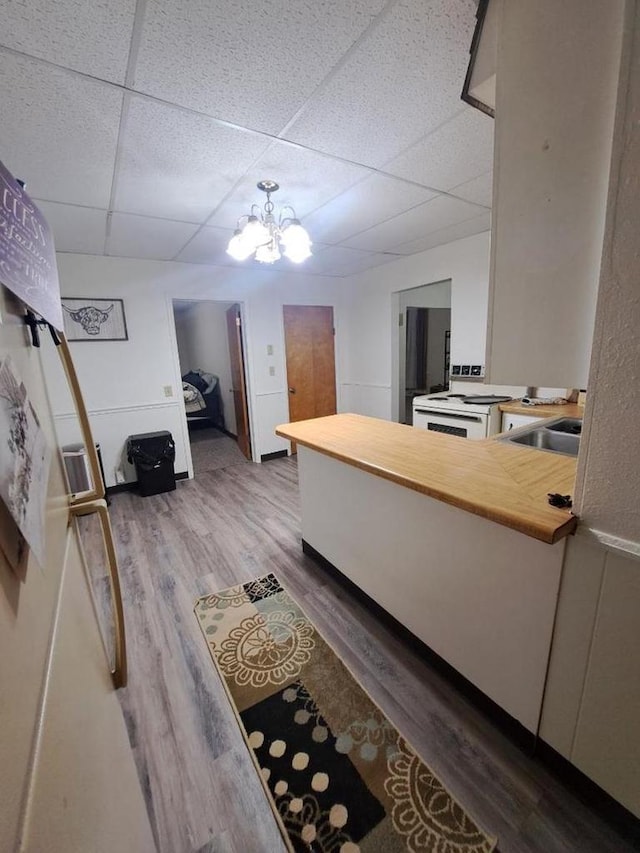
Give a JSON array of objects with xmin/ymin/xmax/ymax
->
[
  {"xmin": 226, "ymin": 229, "xmax": 254, "ymax": 261},
  {"xmin": 241, "ymin": 215, "xmax": 270, "ymax": 249},
  {"xmin": 280, "ymin": 221, "xmax": 311, "ymax": 249},
  {"xmin": 225, "ymin": 181, "xmax": 311, "ymax": 265},
  {"xmin": 284, "ymin": 243, "xmax": 313, "ymax": 263}
]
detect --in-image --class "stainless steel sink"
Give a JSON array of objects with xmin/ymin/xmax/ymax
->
[{"xmin": 499, "ymin": 417, "xmax": 581, "ymax": 457}]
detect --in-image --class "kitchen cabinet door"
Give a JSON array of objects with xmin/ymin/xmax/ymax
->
[
  {"xmin": 485, "ymin": 0, "xmax": 624, "ymax": 388},
  {"xmin": 570, "ymin": 551, "xmax": 640, "ymax": 818},
  {"xmin": 501, "ymin": 412, "xmax": 542, "ymax": 432}
]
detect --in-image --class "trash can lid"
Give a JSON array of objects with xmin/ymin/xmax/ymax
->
[{"xmin": 126, "ymin": 431, "xmax": 173, "ymax": 441}]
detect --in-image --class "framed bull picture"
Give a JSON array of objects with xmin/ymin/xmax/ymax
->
[{"xmin": 61, "ymin": 297, "xmax": 128, "ymax": 342}]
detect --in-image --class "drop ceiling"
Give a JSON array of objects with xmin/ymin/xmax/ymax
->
[{"xmin": 0, "ymin": 0, "xmax": 494, "ymax": 277}]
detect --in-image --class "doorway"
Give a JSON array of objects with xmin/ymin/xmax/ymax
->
[
  {"xmin": 393, "ymin": 281, "xmax": 451, "ymax": 424},
  {"xmin": 172, "ymin": 299, "xmax": 252, "ymax": 476},
  {"xmin": 283, "ymin": 305, "xmax": 337, "ymax": 450}
]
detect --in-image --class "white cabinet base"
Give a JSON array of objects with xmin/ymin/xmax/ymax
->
[{"xmin": 298, "ymin": 447, "xmax": 565, "ymax": 733}]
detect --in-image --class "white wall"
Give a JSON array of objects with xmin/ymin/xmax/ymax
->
[
  {"xmin": 340, "ymin": 231, "xmax": 491, "ymax": 421},
  {"xmin": 173, "ymin": 300, "xmax": 237, "ymax": 435},
  {"xmin": 51, "ymin": 254, "xmax": 344, "ymax": 486},
  {"xmin": 575, "ymin": 0, "xmax": 640, "ymax": 545}
]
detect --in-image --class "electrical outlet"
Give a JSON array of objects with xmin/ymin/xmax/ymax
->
[
  {"xmin": 461, "ymin": 365, "xmax": 471, "ymax": 376},
  {"xmin": 451, "ymin": 365, "xmax": 461, "ymax": 376},
  {"xmin": 114, "ymin": 468, "xmax": 125, "ymax": 484},
  {"xmin": 163, "ymin": 385, "xmax": 173, "ymax": 397},
  {"xmin": 267, "ymin": 344, "xmax": 274, "ymax": 356},
  {"xmin": 471, "ymin": 365, "xmax": 482, "ymax": 376},
  {"xmin": 269, "ymin": 365, "xmax": 275, "ymax": 376}
]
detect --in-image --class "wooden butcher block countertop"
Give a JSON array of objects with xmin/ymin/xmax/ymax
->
[
  {"xmin": 276, "ymin": 413, "xmax": 577, "ymax": 544},
  {"xmin": 499, "ymin": 400, "xmax": 585, "ymax": 419}
]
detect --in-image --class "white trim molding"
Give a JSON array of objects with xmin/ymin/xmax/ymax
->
[{"xmin": 54, "ymin": 400, "xmax": 182, "ymax": 420}]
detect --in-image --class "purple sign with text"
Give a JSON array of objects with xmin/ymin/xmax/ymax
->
[{"xmin": 0, "ymin": 160, "xmax": 62, "ymax": 330}]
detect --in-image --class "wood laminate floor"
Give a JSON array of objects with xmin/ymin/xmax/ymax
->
[{"xmin": 83, "ymin": 458, "xmax": 636, "ymax": 853}]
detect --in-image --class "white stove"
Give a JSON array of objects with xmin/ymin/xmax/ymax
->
[{"xmin": 412, "ymin": 392, "xmax": 513, "ymax": 439}]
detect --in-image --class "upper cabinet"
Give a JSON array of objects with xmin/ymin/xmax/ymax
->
[{"xmin": 485, "ymin": 0, "xmax": 626, "ymax": 388}]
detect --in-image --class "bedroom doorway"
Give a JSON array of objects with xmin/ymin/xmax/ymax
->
[{"xmin": 172, "ymin": 299, "xmax": 252, "ymax": 475}]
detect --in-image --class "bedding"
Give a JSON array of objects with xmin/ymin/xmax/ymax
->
[
  {"xmin": 183, "ymin": 381, "xmax": 206, "ymax": 414},
  {"xmin": 181, "ymin": 369, "xmax": 225, "ymax": 429}
]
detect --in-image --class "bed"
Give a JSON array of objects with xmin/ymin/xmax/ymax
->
[{"xmin": 182, "ymin": 369, "xmax": 225, "ymax": 430}]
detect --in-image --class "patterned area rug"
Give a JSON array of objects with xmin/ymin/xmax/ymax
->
[{"xmin": 195, "ymin": 574, "xmax": 497, "ymax": 853}]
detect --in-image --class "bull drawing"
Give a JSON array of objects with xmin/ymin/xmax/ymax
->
[{"xmin": 63, "ymin": 303, "xmax": 113, "ymax": 335}]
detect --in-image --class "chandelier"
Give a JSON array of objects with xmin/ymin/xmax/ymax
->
[{"xmin": 226, "ymin": 180, "xmax": 312, "ymax": 264}]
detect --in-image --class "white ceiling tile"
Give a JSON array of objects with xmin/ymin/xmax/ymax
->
[
  {"xmin": 0, "ymin": 52, "xmax": 122, "ymax": 207},
  {"xmin": 449, "ymin": 170, "xmax": 493, "ymax": 207},
  {"xmin": 207, "ymin": 142, "xmax": 368, "ymax": 229},
  {"xmin": 385, "ymin": 108, "xmax": 494, "ymax": 191},
  {"xmin": 36, "ymin": 201, "xmax": 107, "ymax": 254},
  {"xmin": 0, "ymin": 0, "xmax": 136, "ymax": 82},
  {"xmin": 134, "ymin": 0, "xmax": 387, "ymax": 134},
  {"xmin": 174, "ymin": 225, "xmax": 234, "ymax": 265},
  {"xmin": 106, "ymin": 213, "xmax": 199, "ymax": 260},
  {"xmin": 392, "ymin": 211, "xmax": 491, "ymax": 255},
  {"xmin": 303, "ymin": 173, "xmax": 438, "ymax": 244},
  {"xmin": 114, "ymin": 97, "xmax": 272, "ymax": 222},
  {"xmin": 341, "ymin": 194, "xmax": 486, "ymax": 252},
  {"xmin": 285, "ymin": 0, "xmax": 477, "ymax": 167}
]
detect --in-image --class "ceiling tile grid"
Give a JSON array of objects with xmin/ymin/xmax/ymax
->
[
  {"xmin": 36, "ymin": 201, "xmax": 108, "ymax": 255},
  {"xmin": 0, "ymin": 52, "xmax": 123, "ymax": 207},
  {"xmin": 341, "ymin": 193, "xmax": 487, "ymax": 252},
  {"xmin": 174, "ymin": 224, "xmax": 236, "ymax": 265},
  {"xmin": 391, "ymin": 210, "xmax": 491, "ymax": 255},
  {"xmin": 283, "ymin": 0, "xmax": 478, "ymax": 167},
  {"xmin": 133, "ymin": 0, "xmax": 388, "ymax": 135},
  {"xmin": 384, "ymin": 107, "xmax": 494, "ymax": 192},
  {"xmin": 106, "ymin": 213, "xmax": 199, "ymax": 260},
  {"xmin": 301, "ymin": 172, "xmax": 438, "ymax": 244},
  {"xmin": 113, "ymin": 96, "xmax": 273, "ymax": 222},
  {"xmin": 206, "ymin": 140, "xmax": 369, "ymax": 229},
  {"xmin": 0, "ymin": 0, "xmax": 137, "ymax": 82},
  {"xmin": 0, "ymin": 0, "xmax": 495, "ymax": 275},
  {"xmin": 448, "ymin": 170, "xmax": 493, "ymax": 207}
]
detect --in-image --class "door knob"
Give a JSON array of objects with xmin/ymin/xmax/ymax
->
[{"xmin": 288, "ymin": 387, "xmax": 296, "ymax": 394}]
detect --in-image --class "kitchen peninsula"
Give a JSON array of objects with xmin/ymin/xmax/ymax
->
[{"xmin": 276, "ymin": 413, "xmax": 577, "ymax": 735}]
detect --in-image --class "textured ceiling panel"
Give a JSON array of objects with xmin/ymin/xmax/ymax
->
[
  {"xmin": 385, "ymin": 108, "xmax": 494, "ymax": 192},
  {"xmin": 0, "ymin": 0, "xmax": 136, "ymax": 82},
  {"xmin": 391, "ymin": 210, "xmax": 490, "ymax": 254},
  {"xmin": 207, "ymin": 142, "xmax": 368, "ymax": 229},
  {"xmin": 36, "ymin": 201, "xmax": 108, "ymax": 255},
  {"xmin": 302, "ymin": 173, "xmax": 438, "ymax": 244},
  {"xmin": 0, "ymin": 52, "xmax": 122, "ymax": 207},
  {"xmin": 341, "ymin": 194, "xmax": 486, "ymax": 252},
  {"xmin": 114, "ymin": 97, "xmax": 272, "ymax": 222},
  {"xmin": 106, "ymin": 213, "xmax": 199, "ymax": 260},
  {"xmin": 449, "ymin": 170, "xmax": 493, "ymax": 207},
  {"xmin": 134, "ymin": 0, "xmax": 387, "ymax": 134},
  {"xmin": 174, "ymin": 225, "xmax": 235, "ymax": 265},
  {"xmin": 284, "ymin": 0, "xmax": 477, "ymax": 167}
]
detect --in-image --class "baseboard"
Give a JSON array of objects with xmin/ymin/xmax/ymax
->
[
  {"xmin": 301, "ymin": 538, "xmax": 640, "ymax": 845},
  {"xmin": 261, "ymin": 450, "xmax": 288, "ymax": 462},
  {"xmin": 106, "ymin": 470, "xmax": 188, "ymax": 495},
  {"xmin": 301, "ymin": 539, "xmax": 535, "ymax": 753}
]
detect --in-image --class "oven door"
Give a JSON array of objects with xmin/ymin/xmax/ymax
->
[{"xmin": 412, "ymin": 407, "xmax": 488, "ymax": 439}]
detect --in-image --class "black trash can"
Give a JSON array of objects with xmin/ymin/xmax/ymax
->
[{"xmin": 126, "ymin": 431, "xmax": 176, "ymax": 496}]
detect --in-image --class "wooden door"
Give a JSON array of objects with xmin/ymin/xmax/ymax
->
[
  {"xmin": 283, "ymin": 306, "xmax": 337, "ymax": 449},
  {"xmin": 226, "ymin": 304, "xmax": 251, "ymax": 459}
]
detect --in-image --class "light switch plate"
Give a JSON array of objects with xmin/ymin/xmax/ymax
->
[
  {"xmin": 269, "ymin": 366, "xmax": 275, "ymax": 376},
  {"xmin": 163, "ymin": 385, "xmax": 173, "ymax": 397},
  {"xmin": 267, "ymin": 344, "xmax": 274, "ymax": 356}
]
